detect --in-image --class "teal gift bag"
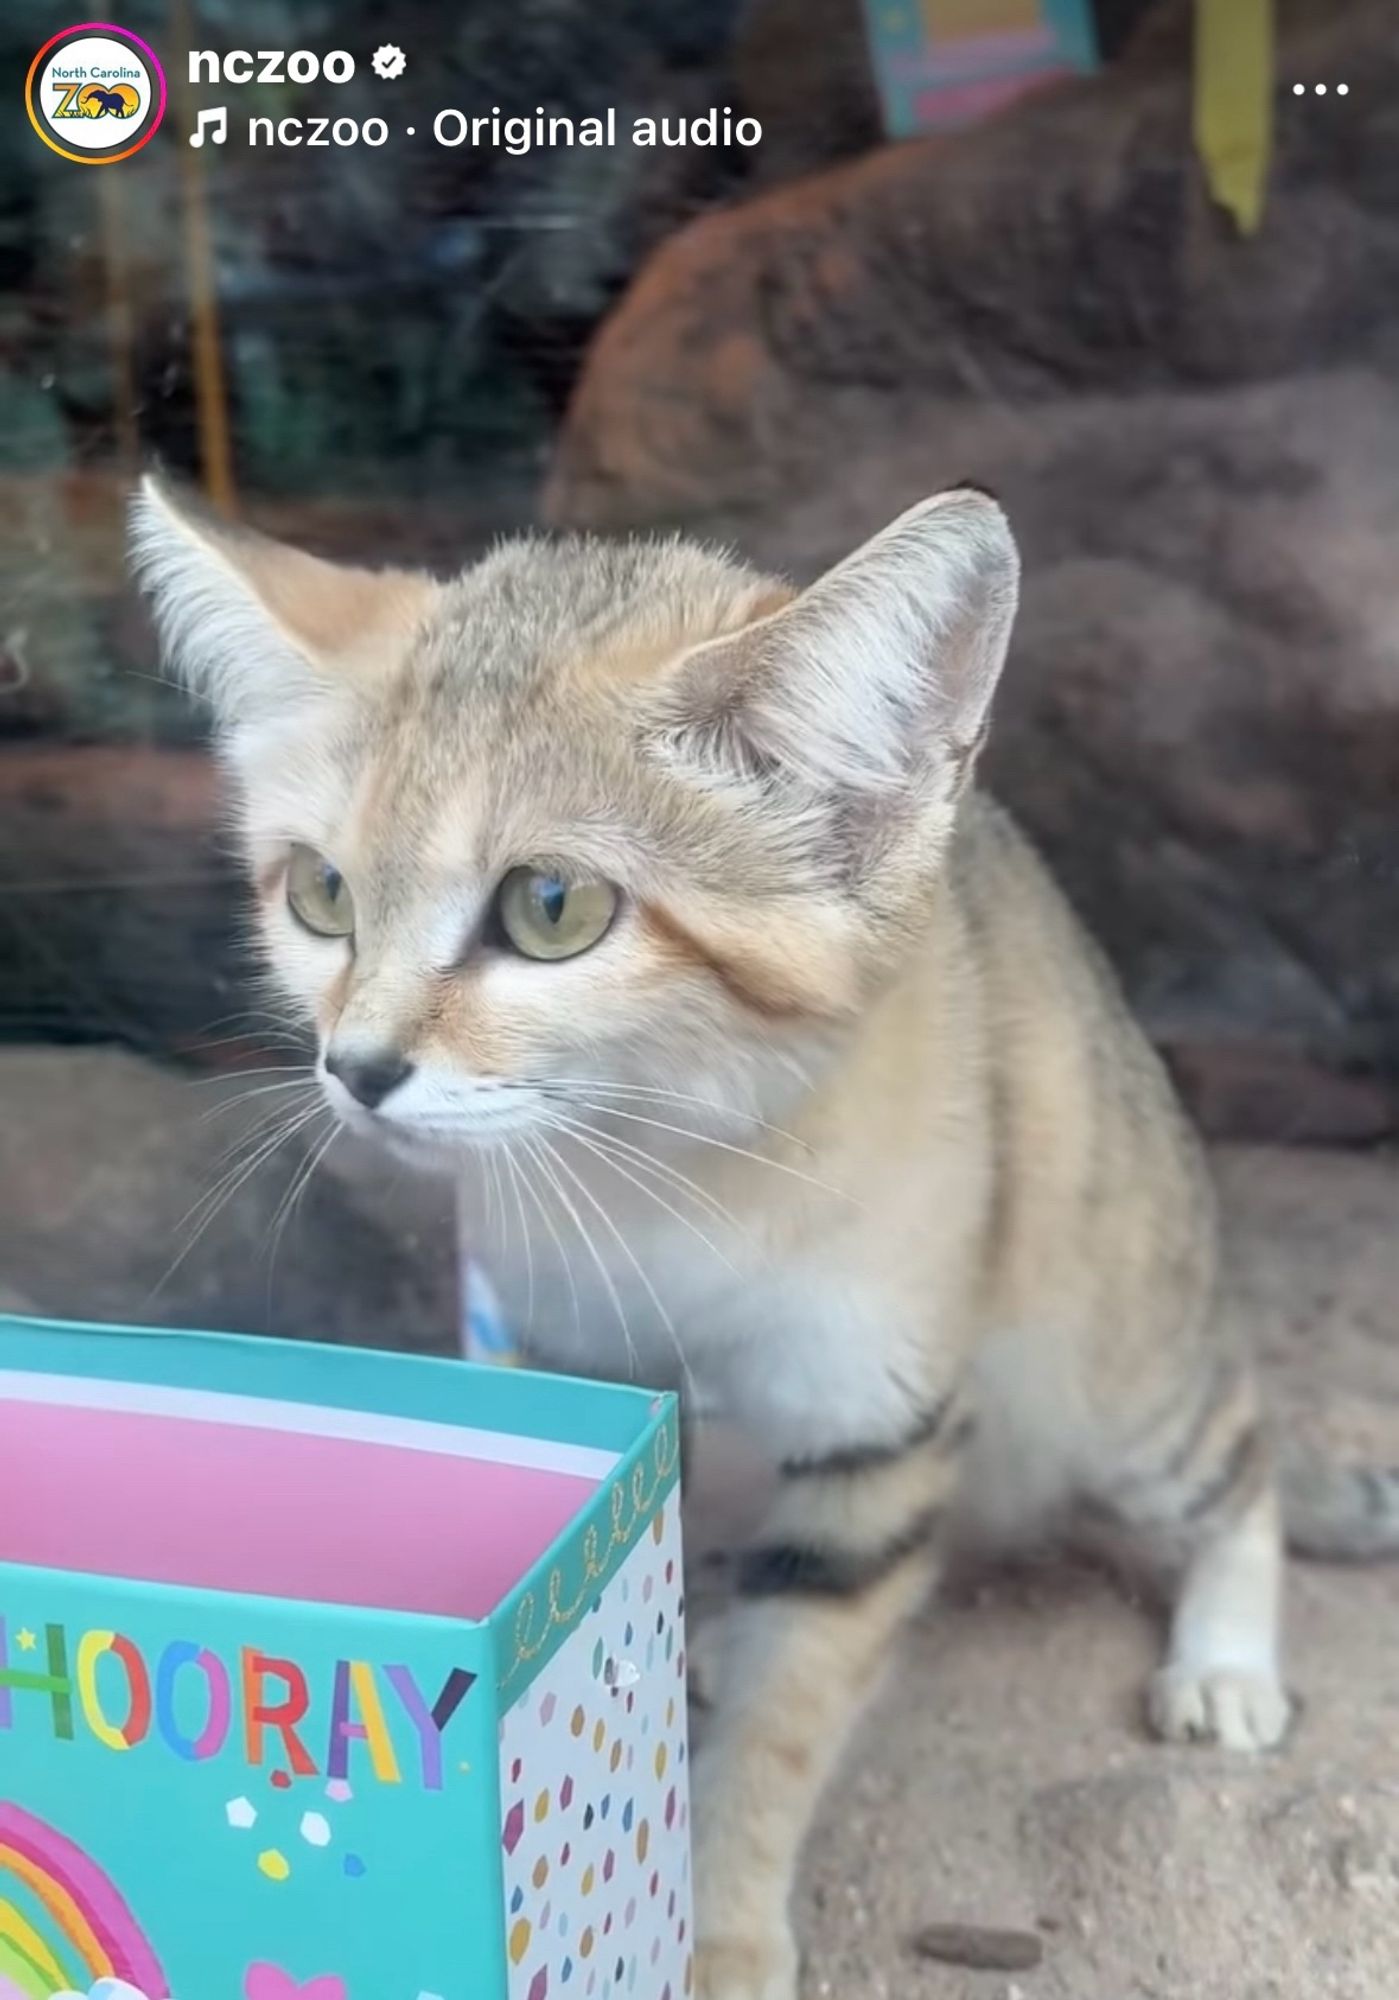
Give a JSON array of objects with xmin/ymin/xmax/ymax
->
[{"xmin": 0, "ymin": 1316, "xmax": 690, "ymax": 2000}]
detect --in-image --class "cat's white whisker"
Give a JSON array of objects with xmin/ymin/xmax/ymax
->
[
  {"xmin": 148, "ymin": 1098, "xmax": 324, "ymax": 1305},
  {"xmin": 540, "ymin": 1124, "xmax": 699, "ymax": 1407},
  {"xmin": 263, "ymin": 1114, "xmax": 341, "ymax": 1305},
  {"xmin": 538, "ymin": 1075, "xmax": 815, "ymax": 1153},
  {"xmin": 208, "ymin": 1087, "xmax": 322, "ymax": 1164},
  {"xmin": 483, "ymin": 1147, "xmax": 504, "ymax": 1243},
  {"xmin": 180, "ymin": 1099, "xmax": 322, "ymax": 1232},
  {"xmin": 556, "ymin": 1115, "xmax": 757, "ymax": 1247},
  {"xmin": 547, "ymin": 1112, "xmax": 747, "ymax": 1285},
  {"xmin": 190, "ymin": 1063, "xmax": 313, "ymax": 1088},
  {"xmin": 530, "ymin": 1134, "xmax": 642, "ymax": 1384},
  {"xmin": 516, "ymin": 1140, "xmax": 583, "ymax": 1346},
  {"xmin": 569, "ymin": 1100, "xmax": 862, "ymax": 1209},
  {"xmin": 501, "ymin": 1143, "xmax": 537, "ymax": 1331},
  {"xmin": 197, "ymin": 1074, "xmax": 317, "ymax": 1124}
]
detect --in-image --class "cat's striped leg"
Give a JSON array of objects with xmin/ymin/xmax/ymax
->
[
  {"xmin": 1100, "ymin": 1351, "xmax": 1290, "ymax": 1752},
  {"xmin": 691, "ymin": 1402, "xmax": 970, "ymax": 2000},
  {"xmin": 1149, "ymin": 1476, "xmax": 1288, "ymax": 1750}
]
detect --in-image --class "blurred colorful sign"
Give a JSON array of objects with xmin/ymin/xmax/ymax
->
[{"xmin": 861, "ymin": 0, "xmax": 1098, "ymax": 137}]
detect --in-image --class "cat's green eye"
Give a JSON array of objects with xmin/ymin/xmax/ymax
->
[
  {"xmin": 495, "ymin": 867, "xmax": 618, "ymax": 962},
  {"xmin": 286, "ymin": 844, "xmax": 355, "ymax": 939}
]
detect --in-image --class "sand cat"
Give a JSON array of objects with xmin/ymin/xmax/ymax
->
[{"xmin": 133, "ymin": 476, "xmax": 1398, "ymax": 2000}]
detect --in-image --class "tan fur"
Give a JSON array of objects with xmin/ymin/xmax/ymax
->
[
  {"xmin": 238, "ymin": 542, "xmax": 434, "ymax": 660},
  {"xmin": 570, "ymin": 580, "xmax": 796, "ymax": 692},
  {"xmin": 639, "ymin": 902, "xmax": 819, "ymax": 1021},
  {"xmin": 131, "ymin": 475, "xmax": 1397, "ymax": 2000}
]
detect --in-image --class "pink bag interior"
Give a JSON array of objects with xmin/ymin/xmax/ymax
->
[{"xmin": 0, "ymin": 1377, "xmax": 611, "ymax": 1620}]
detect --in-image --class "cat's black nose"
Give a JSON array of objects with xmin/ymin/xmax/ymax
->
[{"xmin": 325, "ymin": 1047, "xmax": 415, "ymax": 1110}]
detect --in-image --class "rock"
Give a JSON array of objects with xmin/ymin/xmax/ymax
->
[
  {"xmin": 1163, "ymin": 1046, "xmax": 1398, "ymax": 1147},
  {"xmin": 548, "ymin": 0, "xmax": 1399, "ymax": 527},
  {"xmin": 0, "ymin": 1046, "xmax": 455, "ymax": 1349},
  {"xmin": 1331, "ymin": 1833, "xmax": 1388, "ymax": 1896},
  {"xmin": 910, "ymin": 1922, "xmax": 1045, "ymax": 1971},
  {"xmin": 731, "ymin": 0, "xmax": 881, "ymax": 187},
  {"xmin": 0, "ymin": 743, "xmax": 244, "ymax": 1054},
  {"xmin": 1020, "ymin": 1771, "xmax": 1183, "ymax": 1892},
  {"xmin": 545, "ymin": 0, "xmax": 1399, "ymax": 1123}
]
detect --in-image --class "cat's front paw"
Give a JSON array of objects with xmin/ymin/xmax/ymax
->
[
  {"xmin": 694, "ymin": 1926, "xmax": 799, "ymax": 2000},
  {"xmin": 1148, "ymin": 1663, "xmax": 1291, "ymax": 1751}
]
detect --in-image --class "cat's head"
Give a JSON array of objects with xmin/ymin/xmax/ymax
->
[{"xmin": 130, "ymin": 478, "xmax": 1018, "ymax": 1159}]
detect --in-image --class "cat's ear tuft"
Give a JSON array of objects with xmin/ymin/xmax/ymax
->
[
  {"xmin": 647, "ymin": 487, "xmax": 1019, "ymax": 802},
  {"xmin": 128, "ymin": 474, "xmax": 437, "ymax": 730}
]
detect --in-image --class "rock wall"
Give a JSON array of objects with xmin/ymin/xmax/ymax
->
[{"xmin": 546, "ymin": 0, "xmax": 1399, "ymax": 1138}]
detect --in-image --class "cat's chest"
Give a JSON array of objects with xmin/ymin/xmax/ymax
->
[
  {"xmin": 481, "ymin": 1191, "xmax": 760, "ymax": 1402},
  {"xmin": 472, "ymin": 1188, "xmax": 923, "ymax": 1460}
]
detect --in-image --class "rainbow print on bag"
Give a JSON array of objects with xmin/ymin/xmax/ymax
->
[{"xmin": 0, "ymin": 1803, "xmax": 165, "ymax": 2000}]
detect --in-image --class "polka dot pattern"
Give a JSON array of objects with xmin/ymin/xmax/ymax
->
[{"xmin": 500, "ymin": 1500, "xmax": 691, "ymax": 1998}]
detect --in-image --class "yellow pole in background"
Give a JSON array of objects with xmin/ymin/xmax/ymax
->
[
  {"xmin": 170, "ymin": 0, "xmax": 236, "ymax": 514},
  {"xmin": 1194, "ymin": 0, "xmax": 1274, "ymax": 236}
]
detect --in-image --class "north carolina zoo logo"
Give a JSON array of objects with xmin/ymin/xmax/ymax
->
[
  {"xmin": 67, "ymin": 79, "xmax": 140, "ymax": 117},
  {"xmin": 26, "ymin": 23, "xmax": 167, "ymax": 164}
]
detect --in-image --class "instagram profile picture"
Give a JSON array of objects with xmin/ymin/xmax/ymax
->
[{"xmin": 26, "ymin": 21, "xmax": 167, "ymax": 164}]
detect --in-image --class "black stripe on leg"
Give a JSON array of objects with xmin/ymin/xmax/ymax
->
[
  {"xmin": 1182, "ymin": 1423, "xmax": 1266, "ymax": 1523},
  {"xmin": 737, "ymin": 1505, "xmax": 943, "ymax": 1599},
  {"xmin": 1153, "ymin": 1351, "xmax": 1240, "ymax": 1486},
  {"xmin": 780, "ymin": 1399, "xmax": 971, "ymax": 1479},
  {"xmin": 1101, "ymin": 1354, "xmax": 1244, "ymax": 1518}
]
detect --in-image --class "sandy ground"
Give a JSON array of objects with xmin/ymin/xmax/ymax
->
[
  {"xmin": 783, "ymin": 1148, "xmax": 1399, "ymax": 2000},
  {"xmin": 1, "ymin": 1051, "xmax": 1396, "ymax": 1998}
]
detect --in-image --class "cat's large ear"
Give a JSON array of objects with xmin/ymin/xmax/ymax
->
[
  {"xmin": 128, "ymin": 474, "xmax": 438, "ymax": 730},
  {"xmin": 648, "ymin": 488, "xmax": 1018, "ymax": 805}
]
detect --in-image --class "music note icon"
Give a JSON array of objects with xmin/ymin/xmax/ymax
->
[{"xmin": 189, "ymin": 106, "xmax": 227, "ymax": 147}]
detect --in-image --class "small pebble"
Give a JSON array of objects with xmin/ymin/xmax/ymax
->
[{"xmin": 910, "ymin": 1922, "xmax": 1045, "ymax": 1972}]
